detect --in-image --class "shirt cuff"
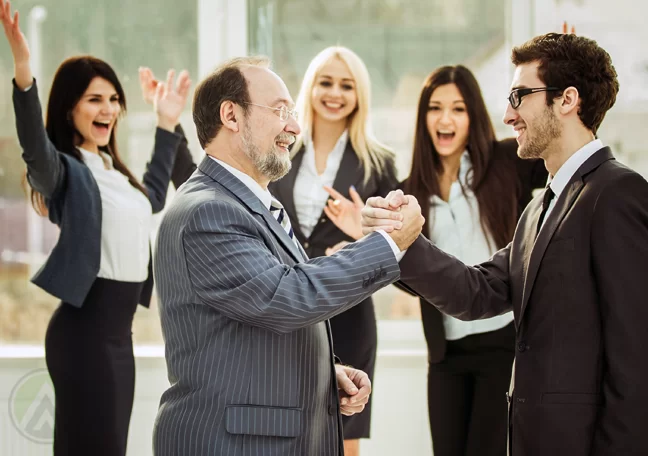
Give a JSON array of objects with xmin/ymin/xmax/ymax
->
[
  {"xmin": 12, "ymin": 77, "xmax": 35, "ymax": 92},
  {"xmin": 377, "ymin": 230, "xmax": 407, "ymax": 262}
]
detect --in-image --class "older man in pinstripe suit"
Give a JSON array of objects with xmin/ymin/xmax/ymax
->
[{"xmin": 152, "ymin": 56, "xmax": 424, "ymax": 456}]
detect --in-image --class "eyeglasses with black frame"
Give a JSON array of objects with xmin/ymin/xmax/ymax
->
[
  {"xmin": 507, "ymin": 87, "xmax": 561, "ymax": 109},
  {"xmin": 242, "ymin": 102, "xmax": 297, "ymax": 121}
]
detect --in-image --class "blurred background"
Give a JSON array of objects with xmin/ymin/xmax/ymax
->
[{"xmin": 0, "ymin": 0, "xmax": 646, "ymax": 454}]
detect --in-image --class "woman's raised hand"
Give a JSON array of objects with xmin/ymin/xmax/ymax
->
[
  {"xmin": 0, "ymin": 0, "xmax": 33, "ymax": 88},
  {"xmin": 141, "ymin": 68, "xmax": 191, "ymax": 132}
]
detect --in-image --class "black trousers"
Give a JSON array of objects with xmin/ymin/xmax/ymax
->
[
  {"xmin": 45, "ymin": 278, "xmax": 142, "ymax": 456},
  {"xmin": 329, "ymin": 297, "xmax": 377, "ymax": 439},
  {"xmin": 427, "ymin": 322, "xmax": 515, "ymax": 456}
]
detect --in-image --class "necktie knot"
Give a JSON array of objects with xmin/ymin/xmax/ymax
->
[
  {"xmin": 542, "ymin": 186, "xmax": 555, "ymax": 211},
  {"xmin": 270, "ymin": 200, "xmax": 284, "ymax": 212},
  {"xmin": 270, "ymin": 202, "xmax": 286, "ymax": 224},
  {"xmin": 537, "ymin": 185, "xmax": 555, "ymax": 236},
  {"xmin": 270, "ymin": 198, "xmax": 297, "ymax": 245}
]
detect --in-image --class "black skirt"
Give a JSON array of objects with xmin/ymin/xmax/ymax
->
[
  {"xmin": 45, "ymin": 277, "xmax": 143, "ymax": 456},
  {"xmin": 329, "ymin": 296, "xmax": 377, "ymax": 439}
]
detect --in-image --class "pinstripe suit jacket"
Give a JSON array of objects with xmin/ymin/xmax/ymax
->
[{"xmin": 153, "ymin": 156, "xmax": 400, "ymax": 456}]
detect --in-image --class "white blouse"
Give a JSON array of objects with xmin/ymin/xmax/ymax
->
[
  {"xmin": 429, "ymin": 151, "xmax": 514, "ymax": 340},
  {"xmin": 79, "ymin": 148, "xmax": 153, "ymax": 282},
  {"xmin": 293, "ymin": 130, "xmax": 348, "ymax": 239}
]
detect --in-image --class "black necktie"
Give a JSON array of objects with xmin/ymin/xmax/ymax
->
[{"xmin": 537, "ymin": 186, "xmax": 555, "ymax": 235}]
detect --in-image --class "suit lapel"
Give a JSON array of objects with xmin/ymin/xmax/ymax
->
[
  {"xmin": 520, "ymin": 179, "xmax": 583, "ymax": 318},
  {"xmin": 259, "ymin": 210, "xmax": 307, "ymax": 263},
  {"xmin": 309, "ymin": 141, "xmax": 362, "ymax": 240},
  {"xmin": 273, "ymin": 147, "xmax": 307, "ymax": 242},
  {"xmin": 519, "ymin": 147, "xmax": 614, "ymax": 320},
  {"xmin": 329, "ymin": 141, "xmax": 363, "ymax": 198},
  {"xmin": 198, "ymin": 156, "xmax": 304, "ymax": 263},
  {"xmin": 293, "ymin": 237, "xmax": 309, "ymax": 261}
]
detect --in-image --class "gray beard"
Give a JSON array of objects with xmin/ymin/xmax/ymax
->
[
  {"xmin": 518, "ymin": 106, "xmax": 562, "ymax": 160},
  {"xmin": 241, "ymin": 124, "xmax": 292, "ymax": 182}
]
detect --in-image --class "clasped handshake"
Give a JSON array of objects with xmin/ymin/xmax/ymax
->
[{"xmin": 361, "ymin": 190, "xmax": 425, "ymax": 251}]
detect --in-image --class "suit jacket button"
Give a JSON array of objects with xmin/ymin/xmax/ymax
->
[
  {"xmin": 328, "ymin": 405, "xmax": 337, "ymax": 415},
  {"xmin": 320, "ymin": 218, "xmax": 326, "ymax": 223},
  {"xmin": 517, "ymin": 341, "xmax": 527, "ymax": 352},
  {"xmin": 304, "ymin": 242, "xmax": 310, "ymax": 249}
]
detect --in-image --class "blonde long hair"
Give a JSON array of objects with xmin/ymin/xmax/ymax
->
[{"xmin": 292, "ymin": 46, "xmax": 394, "ymax": 182}]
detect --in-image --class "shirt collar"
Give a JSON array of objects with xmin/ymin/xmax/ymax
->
[
  {"xmin": 208, "ymin": 156, "xmax": 273, "ymax": 209},
  {"xmin": 429, "ymin": 150, "xmax": 472, "ymax": 204},
  {"xmin": 549, "ymin": 139, "xmax": 603, "ymax": 199},
  {"xmin": 458, "ymin": 150, "xmax": 472, "ymax": 184},
  {"xmin": 78, "ymin": 147, "xmax": 113, "ymax": 169}
]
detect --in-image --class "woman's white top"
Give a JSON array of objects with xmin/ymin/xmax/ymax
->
[
  {"xmin": 293, "ymin": 130, "xmax": 349, "ymax": 238},
  {"xmin": 429, "ymin": 151, "xmax": 514, "ymax": 340},
  {"xmin": 79, "ymin": 148, "xmax": 152, "ymax": 282}
]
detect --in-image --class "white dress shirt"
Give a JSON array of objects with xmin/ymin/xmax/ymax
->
[
  {"xmin": 79, "ymin": 148, "xmax": 152, "ymax": 282},
  {"xmin": 209, "ymin": 155, "xmax": 401, "ymax": 258},
  {"xmin": 293, "ymin": 130, "xmax": 348, "ymax": 239},
  {"xmin": 209, "ymin": 157, "xmax": 274, "ymax": 210},
  {"xmin": 539, "ymin": 139, "xmax": 603, "ymax": 231},
  {"xmin": 430, "ymin": 151, "xmax": 514, "ymax": 340}
]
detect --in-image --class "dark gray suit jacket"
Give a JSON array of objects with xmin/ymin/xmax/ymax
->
[
  {"xmin": 153, "ymin": 156, "xmax": 400, "ymax": 456},
  {"xmin": 398, "ymin": 148, "xmax": 648, "ymax": 456}
]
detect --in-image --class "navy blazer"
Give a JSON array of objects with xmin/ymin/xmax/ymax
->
[{"xmin": 12, "ymin": 80, "xmax": 183, "ymax": 308}]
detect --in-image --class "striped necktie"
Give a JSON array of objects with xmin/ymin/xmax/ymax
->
[{"xmin": 269, "ymin": 198, "xmax": 299, "ymax": 247}]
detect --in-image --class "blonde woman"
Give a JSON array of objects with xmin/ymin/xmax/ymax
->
[{"xmin": 269, "ymin": 46, "xmax": 397, "ymax": 455}]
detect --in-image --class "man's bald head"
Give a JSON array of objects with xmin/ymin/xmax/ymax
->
[{"xmin": 193, "ymin": 56, "xmax": 271, "ymax": 148}]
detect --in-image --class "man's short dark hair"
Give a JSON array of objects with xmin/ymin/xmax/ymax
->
[
  {"xmin": 511, "ymin": 33, "xmax": 619, "ymax": 134},
  {"xmin": 193, "ymin": 56, "xmax": 271, "ymax": 148}
]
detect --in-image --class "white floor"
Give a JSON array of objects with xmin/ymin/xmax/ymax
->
[{"xmin": 0, "ymin": 321, "xmax": 433, "ymax": 456}]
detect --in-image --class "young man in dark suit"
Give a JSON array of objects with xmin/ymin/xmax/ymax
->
[{"xmin": 362, "ymin": 32, "xmax": 648, "ymax": 456}]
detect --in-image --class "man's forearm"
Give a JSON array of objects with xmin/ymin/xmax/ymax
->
[{"xmin": 398, "ymin": 236, "xmax": 512, "ymax": 320}]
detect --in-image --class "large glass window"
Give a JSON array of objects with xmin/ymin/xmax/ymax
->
[
  {"xmin": 248, "ymin": 0, "xmax": 510, "ymax": 319},
  {"xmin": 3, "ymin": 0, "xmax": 643, "ymax": 342},
  {"xmin": 0, "ymin": 0, "xmax": 198, "ymax": 345}
]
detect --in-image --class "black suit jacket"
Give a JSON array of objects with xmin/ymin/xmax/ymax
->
[
  {"xmin": 170, "ymin": 125, "xmax": 198, "ymax": 189},
  {"xmin": 402, "ymin": 138, "xmax": 547, "ymax": 362},
  {"xmin": 398, "ymin": 147, "xmax": 648, "ymax": 456}
]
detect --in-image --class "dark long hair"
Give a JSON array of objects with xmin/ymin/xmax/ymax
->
[
  {"xmin": 28, "ymin": 55, "xmax": 146, "ymax": 215},
  {"xmin": 404, "ymin": 65, "xmax": 519, "ymax": 249}
]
